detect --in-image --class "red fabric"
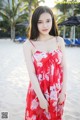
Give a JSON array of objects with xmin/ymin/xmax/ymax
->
[{"xmin": 25, "ymin": 49, "xmax": 66, "ymax": 120}]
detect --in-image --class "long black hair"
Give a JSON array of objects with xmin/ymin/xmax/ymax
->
[{"xmin": 28, "ymin": 6, "xmax": 58, "ymax": 40}]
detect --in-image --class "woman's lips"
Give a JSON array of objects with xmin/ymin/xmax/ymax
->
[{"xmin": 42, "ymin": 29, "xmax": 48, "ymax": 31}]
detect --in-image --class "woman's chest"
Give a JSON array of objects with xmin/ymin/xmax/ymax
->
[{"xmin": 32, "ymin": 41, "xmax": 58, "ymax": 54}]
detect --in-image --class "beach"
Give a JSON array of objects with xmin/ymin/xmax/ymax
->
[{"xmin": 0, "ymin": 39, "xmax": 80, "ymax": 120}]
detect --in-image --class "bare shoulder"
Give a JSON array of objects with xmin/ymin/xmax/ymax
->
[
  {"xmin": 57, "ymin": 36, "xmax": 65, "ymax": 48},
  {"xmin": 57, "ymin": 36, "xmax": 64, "ymax": 43},
  {"xmin": 23, "ymin": 39, "xmax": 30, "ymax": 48},
  {"xmin": 23, "ymin": 39, "xmax": 32, "ymax": 51}
]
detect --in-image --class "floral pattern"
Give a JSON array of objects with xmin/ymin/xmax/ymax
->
[{"xmin": 25, "ymin": 49, "xmax": 66, "ymax": 120}]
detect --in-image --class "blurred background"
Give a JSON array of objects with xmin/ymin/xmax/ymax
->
[
  {"xmin": 0, "ymin": 0, "xmax": 80, "ymax": 120},
  {"xmin": 0, "ymin": 0, "xmax": 80, "ymax": 45}
]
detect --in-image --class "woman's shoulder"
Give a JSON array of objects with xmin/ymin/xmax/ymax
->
[
  {"xmin": 23, "ymin": 39, "xmax": 32, "ymax": 47},
  {"xmin": 57, "ymin": 36, "xmax": 64, "ymax": 42},
  {"xmin": 57, "ymin": 36, "xmax": 65, "ymax": 46},
  {"xmin": 23, "ymin": 39, "xmax": 32, "ymax": 51}
]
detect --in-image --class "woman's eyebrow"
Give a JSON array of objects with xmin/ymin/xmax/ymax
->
[
  {"xmin": 38, "ymin": 19, "xmax": 44, "ymax": 21},
  {"xmin": 38, "ymin": 18, "xmax": 51, "ymax": 21}
]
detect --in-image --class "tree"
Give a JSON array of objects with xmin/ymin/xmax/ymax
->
[
  {"xmin": 18, "ymin": 0, "xmax": 45, "ymax": 36},
  {"xmin": 0, "ymin": 0, "xmax": 3, "ymax": 7},
  {"xmin": 19, "ymin": 0, "xmax": 45, "ymax": 21},
  {"xmin": 54, "ymin": 0, "xmax": 80, "ymax": 39},
  {"xmin": 0, "ymin": 0, "xmax": 45, "ymax": 40},
  {"xmin": 54, "ymin": 0, "xmax": 71, "ymax": 38},
  {"xmin": 0, "ymin": 0, "xmax": 28, "ymax": 41},
  {"xmin": 55, "ymin": 0, "xmax": 71, "ymax": 23}
]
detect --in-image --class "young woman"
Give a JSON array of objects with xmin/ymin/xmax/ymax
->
[{"xmin": 23, "ymin": 6, "xmax": 67, "ymax": 120}]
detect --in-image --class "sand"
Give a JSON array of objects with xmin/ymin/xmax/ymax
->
[{"xmin": 0, "ymin": 39, "xmax": 80, "ymax": 120}]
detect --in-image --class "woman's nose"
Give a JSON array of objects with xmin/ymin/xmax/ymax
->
[{"xmin": 43, "ymin": 23, "xmax": 47, "ymax": 28}]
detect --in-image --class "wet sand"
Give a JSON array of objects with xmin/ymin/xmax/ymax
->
[{"xmin": 0, "ymin": 39, "xmax": 80, "ymax": 120}]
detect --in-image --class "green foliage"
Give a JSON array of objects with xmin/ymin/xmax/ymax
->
[
  {"xmin": 55, "ymin": 0, "xmax": 80, "ymax": 23},
  {"xmin": 0, "ymin": 0, "xmax": 45, "ymax": 38},
  {"xmin": 0, "ymin": 0, "xmax": 29, "ymax": 38},
  {"xmin": 54, "ymin": 0, "xmax": 80, "ymax": 38}
]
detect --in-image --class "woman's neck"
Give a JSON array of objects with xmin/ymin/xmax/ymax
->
[{"xmin": 37, "ymin": 34, "xmax": 54, "ymax": 41}]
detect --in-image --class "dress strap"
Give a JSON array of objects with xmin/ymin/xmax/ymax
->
[
  {"xmin": 29, "ymin": 40, "xmax": 36, "ymax": 48},
  {"xmin": 56, "ymin": 36, "xmax": 61, "ymax": 49}
]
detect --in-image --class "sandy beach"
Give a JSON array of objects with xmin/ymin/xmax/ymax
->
[{"xmin": 0, "ymin": 39, "xmax": 80, "ymax": 120}]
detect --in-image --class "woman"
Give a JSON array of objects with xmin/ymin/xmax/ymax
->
[{"xmin": 23, "ymin": 6, "xmax": 67, "ymax": 120}]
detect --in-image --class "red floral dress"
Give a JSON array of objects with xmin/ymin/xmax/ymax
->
[{"xmin": 25, "ymin": 41, "xmax": 66, "ymax": 120}]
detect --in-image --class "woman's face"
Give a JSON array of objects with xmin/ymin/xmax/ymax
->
[{"xmin": 37, "ymin": 12, "xmax": 52, "ymax": 36}]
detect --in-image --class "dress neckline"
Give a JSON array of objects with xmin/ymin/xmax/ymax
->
[
  {"xmin": 29, "ymin": 37, "xmax": 61, "ymax": 55},
  {"xmin": 32, "ymin": 48, "xmax": 62, "ymax": 56}
]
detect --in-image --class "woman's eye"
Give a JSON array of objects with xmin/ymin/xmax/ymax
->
[
  {"xmin": 46, "ymin": 20, "xmax": 50, "ymax": 22},
  {"xmin": 38, "ymin": 20, "xmax": 50, "ymax": 24},
  {"xmin": 38, "ymin": 22, "xmax": 42, "ymax": 24}
]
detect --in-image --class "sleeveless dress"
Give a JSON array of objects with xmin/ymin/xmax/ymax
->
[{"xmin": 25, "ymin": 39, "xmax": 65, "ymax": 120}]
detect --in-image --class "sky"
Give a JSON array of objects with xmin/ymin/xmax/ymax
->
[
  {"xmin": 39, "ymin": 0, "xmax": 80, "ymax": 8},
  {"xmin": 39, "ymin": 0, "xmax": 56, "ymax": 8}
]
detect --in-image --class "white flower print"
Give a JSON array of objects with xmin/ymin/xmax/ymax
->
[
  {"xmin": 33, "ymin": 53, "xmax": 42, "ymax": 61},
  {"xmin": 41, "ymin": 52, "xmax": 47, "ymax": 58},
  {"xmin": 45, "ymin": 73, "xmax": 49, "ymax": 81},
  {"xmin": 52, "ymin": 50, "xmax": 56, "ymax": 56},
  {"xmin": 52, "ymin": 101, "xmax": 57, "ymax": 112},
  {"xmin": 50, "ymin": 90, "xmax": 57, "ymax": 100},
  {"xmin": 34, "ymin": 52, "xmax": 47, "ymax": 61},
  {"xmin": 50, "ymin": 86, "xmax": 57, "ymax": 100},
  {"xmin": 56, "ymin": 82, "xmax": 60, "ymax": 91},
  {"xmin": 55, "ymin": 58, "xmax": 58, "ymax": 62},
  {"xmin": 31, "ymin": 99, "xmax": 39, "ymax": 110},
  {"xmin": 51, "ymin": 64, "xmax": 54, "ymax": 76},
  {"xmin": 58, "ymin": 73, "xmax": 61, "ymax": 81},
  {"xmin": 25, "ymin": 49, "xmax": 64, "ymax": 119},
  {"xmin": 56, "ymin": 76, "xmax": 61, "ymax": 91},
  {"xmin": 57, "ymin": 51, "xmax": 63, "ymax": 64},
  {"xmin": 53, "ymin": 101, "xmax": 57, "ymax": 106},
  {"xmin": 37, "ymin": 62, "xmax": 43, "ymax": 67},
  {"xmin": 31, "ymin": 115, "xmax": 36, "ymax": 120},
  {"xmin": 50, "ymin": 85, "xmax": 56, "ymax": 91},
  {"xmin": 57, "ymin": 104, "xmax": 63, "ymax": 112},
  {"xmin": 37, "ymin": 74, "xmax": 43, "ymax": 81},
  {"xmin": 44, "ymin": 111, "xmax": 51, "ymax": 119},
  {"xmin": 44, "ymin": 90, "xmax": 49, "ymax": 100},
  {"xmin": 56, "ymin": 73, "xmax": 61, "ymax": 91}
]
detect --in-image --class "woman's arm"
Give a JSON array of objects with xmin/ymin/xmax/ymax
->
[
  {"xmin": 58, "ymin": 37, "xmax": 67, "ymax": 103},
  {"xmin": 23, "ymin": 40, "xmax": 48, "ymax": 111}
]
